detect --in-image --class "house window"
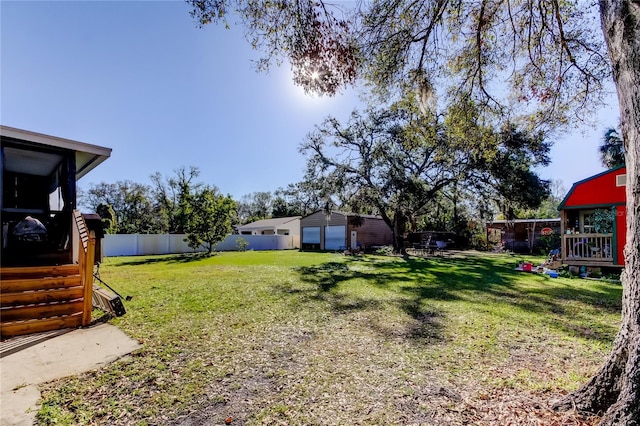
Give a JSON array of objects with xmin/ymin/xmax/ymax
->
[
  {"xmin": 616, "ymin": 174, "xmax": 626, "ymax": 187},
  {"xmin": 580, "ymin": 210, "xmax": 595, "ymax": 233},
  {"xmin": 324, "ymin": 225, "xmax": 346, "ymax": 250}
]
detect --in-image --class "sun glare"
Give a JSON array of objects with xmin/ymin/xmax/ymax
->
[{"xmin": 283, "ymin": 67, "xmax": 324, "ymax": 103}]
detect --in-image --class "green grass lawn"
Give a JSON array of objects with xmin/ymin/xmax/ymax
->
[{"xmin": 36, "ymin": 250, "xmax": 621, "ymax": 425}]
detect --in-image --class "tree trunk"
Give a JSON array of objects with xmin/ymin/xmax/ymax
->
[
  {"xmin": 392, "ymin": 215, "xmax": 405, "ymax": 254},
  {"xmin": 553, "ymin": 0, "xmax": 640, "ymax": 423}
]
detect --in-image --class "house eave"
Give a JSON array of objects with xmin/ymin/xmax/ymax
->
[
  {"xmin": 1, "ymin": 125, "xmax": 112, "ymax": 180},
  {"xmin": 558, "ymin": 166, "xmax": 626, "ymax": 210}
]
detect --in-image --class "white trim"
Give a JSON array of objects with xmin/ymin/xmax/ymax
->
[{"xmin": 488, "ymin": 218, "xmax": 561, "ymax": 224}]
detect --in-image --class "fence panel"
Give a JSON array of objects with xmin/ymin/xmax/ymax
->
[
  {"xmin": 104, "ymin": 234, "xmax": 138, "ymax": 256},
  {"xmin": 104, "ymin": 234, "xmax": 297, "ymax": 256}
]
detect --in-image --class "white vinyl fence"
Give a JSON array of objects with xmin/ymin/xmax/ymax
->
[{"xmin": 103, "ymin": 234, "xmax": 300, "ymax": 257}]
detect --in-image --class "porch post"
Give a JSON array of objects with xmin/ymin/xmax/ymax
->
[
  {"xmin": 81, "ymin": 230, "xmax": 95, "ymax": 326},
  {"xmin": 560, "ymin": 210, "xmax": 567, "ymax": 259}
]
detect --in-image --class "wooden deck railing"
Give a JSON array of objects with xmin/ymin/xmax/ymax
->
[
  {"xmin": 563, "ymin": 233, "xmax": 613, "ymax": 262},
  {"xmin": 73, "ymin": 209, "xmax": 95, "ymax": 326},
  {"xmin": 0, "ymin": 211, "xmax": 95, "ymax": 338}
]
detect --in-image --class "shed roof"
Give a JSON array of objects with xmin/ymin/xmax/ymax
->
[
  {"xmin": 558, "ymin": 166, "xmax": 627, "ymax": 210},
  {"xmin": 237, "ymin": 216, "xmax": 301, "ymax": 231},
  {"xmin": 487, "ymin": 218, "xmax": 561, "ymax": 225},
  {"xmin": 300, "ymin": 210, "xmax": 385, "ymax": 220},
  {"xmin": 1, "ymin": 125, "xmax": 112, "ymax": 180}
]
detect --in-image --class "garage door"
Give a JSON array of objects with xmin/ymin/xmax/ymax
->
[
  {"xmin": 301, "ymin": 226, "xmax": 321, "ymax": 250},
  {"xmin": 324, "ymin": 225, "xmax": 346, "ymax": 250},
  {"xmin": 302, "ymin": 227, "xmax": 321, "ymax": 244}
]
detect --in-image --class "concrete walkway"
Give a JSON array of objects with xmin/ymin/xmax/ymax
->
[{"xmin": 0, "ymin": 323, "xmax": 142, "ymax": 425}]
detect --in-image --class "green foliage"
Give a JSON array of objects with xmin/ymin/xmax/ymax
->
[
  {"xmin": 599, "ymin": 128, "xmax": 625, "ymax": 169},
  {"xmin": 593, "ymin": 208, "xmax": 615, "ymax": 234},
  {"xmin": 514, "ymin": 180, "xmax": 566, "ymax": 219},
  {"xmin": 237, "ymin": 191, "xmax": 273, "ymax": 223},
  {"xmin": 184, "ymin": 187, "xmax": 237, "ymax": 253},
  {"xmin": 479, "ymin": 123, "xmax": 552, "ymax": 220},
  {"xmin": 537, "ymin": 233, "xmax": 561, "ymax": 254},
  {"xmin": 237, "ymin": 183, "xmax": 323, "ymax": 222},
  {"xmin": 373, "ymin": 245, "xmax": 394, "ymax": 256},
  {"xmin": 470, "ymin": 227, "xmax": 490, "ymax": 251},
  {"xmin": 151, "ymin": 166, "xmax": 202, "ymax": 234},
  {"xmin": 235, "ymin": 237, "xmax": 249, "ymax": 251},
  {"xmin": 274, "ymin": 181, "xmax": 324, "ymax": 217},
  {"xmin": 96, "ymin": 203, "xmax": 117, "ymax": 234},
  {"xmin": 270, "ymin": 196, "xmax": 293, "ymax": 218},
  {"xmin": 82, "ymin": 181, "xmax": 164, "ymax": 234}
]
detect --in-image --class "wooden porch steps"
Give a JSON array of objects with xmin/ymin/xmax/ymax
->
[{"xmin": 1, "ymin": 264, "xmax": 84, "ymax": 339}]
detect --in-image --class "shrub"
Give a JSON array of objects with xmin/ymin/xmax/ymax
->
[
  {"xmin": 374, "ymin": 245, "xmax": 394, "ymax": 256},
  {"xmin": 235, "ymin": 237, "xmax": 249, "ymax": 251}
]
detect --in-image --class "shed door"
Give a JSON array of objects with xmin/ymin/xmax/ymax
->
[
  {"xmin": 324, "ymin": 225, "xmax": 346, "ymax": 250},
  {"xmin": 350, "ymin": 231, "xmax": 358, "ymax": 250}
]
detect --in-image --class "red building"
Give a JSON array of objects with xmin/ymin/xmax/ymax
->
[{"xmin": 558, "ymin": 166, "xmax": 627, "ymax": 267}]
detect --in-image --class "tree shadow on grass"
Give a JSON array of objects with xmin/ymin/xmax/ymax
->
[
  {"xmin": 408, "ymin": 255, "xmax": 622, "ymax": 343},
  {"xmin": 290, "ymin": 253, "xmax": 621, "ymax": 345},
  {"xmin": 112, "ymin": 252, "xmax": 212, "ymax": 267},
  {"xmin": 391, "ymin": 255, "xmax": 517, "ymax": 302},
  {"xmin": 292, "ymin": 259, "xmax": 447, "ymax": 344},
  {"xmin": 295, "ymin": 262, "xmax": 354, "ymax": 292}
]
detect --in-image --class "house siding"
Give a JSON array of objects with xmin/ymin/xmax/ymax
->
[
  {"xmin": 348, "ymin": 217, "xmax": 393, "ymax": 249},
  {"xmin": 487, "ymin": 220, "xmax": 561, "ymax": 253},
  {"xmin": 236, "ymin": 217, "xmax": 301, "ymax": 237},
  {"xmin": 559, "ymin": 167, "xmax": 627, "ymax": 267},
  {"xmin": 300, "ymin": 211, "xmax": 392, "ymax": 250},
  {"xmin": 560, "ymin": 167, "xmax": 626, "ymax": 208}
]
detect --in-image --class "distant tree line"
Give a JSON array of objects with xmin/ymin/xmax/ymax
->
[
  {"xmin": 81, "ymin": 102, "xmax": 570, "ymax": 254},
  {"xmin": 80, "ymin": 170, "xmax": 323, "ymax": 234},
  {"xmin": 81, "ymin": 167, "xmax": 235, "ymax": 253}
]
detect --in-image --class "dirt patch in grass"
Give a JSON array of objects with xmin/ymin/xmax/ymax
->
[{"xmin": 168, "ymin": 318, "xmax": 598, "ymax": 425}]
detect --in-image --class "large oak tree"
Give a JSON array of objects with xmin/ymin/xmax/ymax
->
[
  {"xmin": 188, "ymin": 0, "xmax": 639, "ymax": 423},
  {"xmin": 301, "ymin": 105, "xmax": 468, "ymax": 251}
]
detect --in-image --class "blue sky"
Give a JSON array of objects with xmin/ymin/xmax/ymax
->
[{"xmin": 1, "ymin": 1, "xmax": 620, "ymax": 200}]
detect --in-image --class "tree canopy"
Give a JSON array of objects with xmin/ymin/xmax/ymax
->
[
  {"xmin": 188, "ymin": 0, "xmax": 610, "ymax": 130},
  {"xmin": 81, "ymin": 180, "xmax": 164, "ymax": 234},
  {"xmin": 184, "ymin": 186, "xmax": 237, "ymax": 253},
  {"xmin": 599, "ymin": 127, "xmax": 625, "ymax": 169},
  {"xmin": 300, "ymin": 102, "xmax": 550, "ymax": 250}
]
